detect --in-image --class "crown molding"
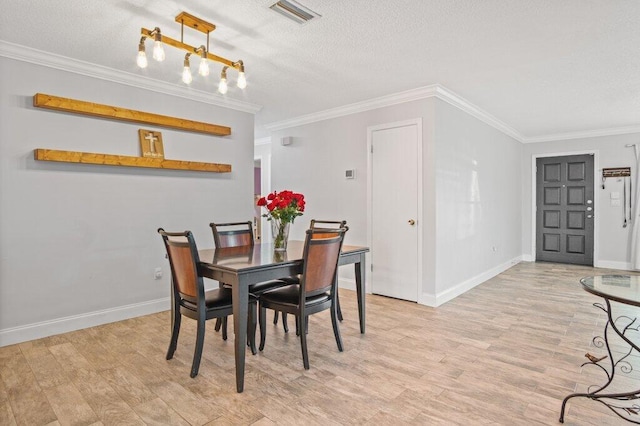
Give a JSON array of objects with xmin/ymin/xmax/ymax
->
[
  {"xmin": 522, "ymin": 125, "xmax": 640, "ymax": 143},
  {"xmin": 265, "ymin": 83, "xmax": 524, "ymax": 142},
  {"xmin": 432, "ymin": 85, "xmax": 522, "ymax": 141},
  {"xmin": 0, "ymin": 40, "xmax": 262, "ymax": 114}
]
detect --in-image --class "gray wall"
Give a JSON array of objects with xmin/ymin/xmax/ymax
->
[
  {"xmin": 521, "ymin": 134, "xmax": 638, "ymax": 269},
  {"xmin": 269, "ymin": 97, "xmax": 523, "ymax": 305},
  {"xmin": 0, "ymin": 57, "xmax": 254, "ymax": 345}
]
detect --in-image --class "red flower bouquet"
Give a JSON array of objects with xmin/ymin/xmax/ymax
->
[{"xmin": 257, "ymin": 190, "xmax": 305, "ymax": 250}]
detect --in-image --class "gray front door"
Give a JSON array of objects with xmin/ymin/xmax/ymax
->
[{"xmin": 536, "ymin": 154, "xmax": 594, "ymax": 266}]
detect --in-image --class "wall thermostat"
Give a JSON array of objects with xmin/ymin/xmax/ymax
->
[
  {"xmin": 281, "ymin": 136, "xmax": 293, "ymax": 146},
  {"xmin": 345, "ymin": 169, "xmax": 356, "ymax": 179}
]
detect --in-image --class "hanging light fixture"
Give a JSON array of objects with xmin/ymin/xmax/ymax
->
[
  {"xmin": 151, "ymin": 28, "xmax": 165, "ymax": 61},
  {"xmin": 236, "ymin": 60, "xmax": 246, "ymax": 89},
  {"xmin": 218, "ymin": 67, "xmax": 228, "ymax": 94},
  {"xmin": 137, "ymin": 12, "xmax": 246, "ymax": 92},
  {"xmin": 197, "ymin": 46, "xmax": 210, "ymax": 76},
  {"xmin": 182, "ymin": 54, "xmax": 193, "ymax": 84},
  {"xmin": 136, "ymin": 37, "xmax": 148, "ymax": 68}
]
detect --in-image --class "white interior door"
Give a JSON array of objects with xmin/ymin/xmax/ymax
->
[{"xmin": 370, "ymin": 121, "xmax": 420, "ymax": 301}]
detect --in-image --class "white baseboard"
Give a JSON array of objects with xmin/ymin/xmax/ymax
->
[
  {"xmin": 595, "ymin": 260, "xmax": 633, "ymax": 271},
  {"xmin": 420, "ymin": 256, "xmax": 522, "ymax": 307},
  {"xmin": 0, "ymin": 297, "xmax": 170, "ymax": 347},
  {"xmin": 521, "ymin": 254, "xmax": 534, "ymax": 262}
]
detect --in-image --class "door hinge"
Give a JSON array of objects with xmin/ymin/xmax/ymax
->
[
  {"xmin": 370, "ymin": 145, "xmax": 373, "ymax": 154},
  {"xmin": 370, "ymin": 264, "xmax": 373, "ymax": 272}
]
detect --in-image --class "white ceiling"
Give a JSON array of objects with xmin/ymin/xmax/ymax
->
[{"xmin": 1, "ymin": 0, "xmax": 639, "ymax": 141}]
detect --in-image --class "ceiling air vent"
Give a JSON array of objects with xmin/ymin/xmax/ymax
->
[{"xmin": 269, "ymin": 0, "xmax": 320, "ymax": 24}]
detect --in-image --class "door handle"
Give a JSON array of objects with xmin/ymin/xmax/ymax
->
[{"xmin": 408, "ymin": 219, "xmax": 416, "ymax": 226}]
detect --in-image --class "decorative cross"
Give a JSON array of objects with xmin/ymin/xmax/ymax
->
[{"xmin": 144, "ymin": 132, "xmax": 158, "ymax": 153}]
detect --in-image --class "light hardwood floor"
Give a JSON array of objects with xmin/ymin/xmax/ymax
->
[{"xmin": 2, "ymin": 262, "xmax": 640, "ymax": 425}]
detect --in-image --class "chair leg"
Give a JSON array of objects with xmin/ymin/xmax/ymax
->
[
  {"xmin": 336, "ymin": 291, "xmax": 343, "ymax": 322},
  {"xmin": 299, "ymin": 315, "xmax": 310, "ymax": 370},
  {"xmin": 214, "ymin": 317, "xmax": 223, "ymax": 332},
  {"xmin": 273, "ymin": 310, "xmax": 279, "ymax": 324},
  {"xmin": 295, "ymin": 316, "xmax": 308, "ymax": 335},
  {"xmin": 259, "ymin": 303, "xmax": 267, "ymax": 351},
  {"xmin": 166, "ymin": 310, "xmax": 181, "ymax": 360},
  {"xmin": 282, "ymin": 312, "xmax": 289, "ymax": 333},
  {"xmin": 248, "ymin": 304, "xmax": 257, "ymax": 355},
  {"xmin": 221, "ymin": 317, "xmax": 228, "ymax": 341},
  {"xmin": 191, "ymin": 318, "xmax": 206, "ymax": 378},
  {"xmin": 331, "ymin": 301, "xmax": 344, "ymax": 352}
]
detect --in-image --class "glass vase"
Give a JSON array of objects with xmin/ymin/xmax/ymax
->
[{"xmin": 271, "ymin": 219, "xmax": 290, "ymax": 252}]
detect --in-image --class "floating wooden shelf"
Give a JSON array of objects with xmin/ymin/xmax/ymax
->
[
  {"xmin": 33, "ymin": 93, "xmax": 231, "ymax": 137},
  {"xmin": 34, "ymin": 149, "xmax": 231, "ymax": 173}
]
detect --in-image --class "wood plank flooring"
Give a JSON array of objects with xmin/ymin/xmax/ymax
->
[{"xmin": 2, "ymin": 262, "xmax": 640, "ymax": 425}]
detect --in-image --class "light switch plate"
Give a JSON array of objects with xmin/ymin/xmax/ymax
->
[
  {"xmin": 611, "ymin": 199, "xmax": 621, "ymax": 207},
  {"xmin": 611, "ymin": 191, "xmax": 620, "ymax": 199}
]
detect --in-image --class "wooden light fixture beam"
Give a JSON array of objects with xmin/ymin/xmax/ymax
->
[{"xmin": 141, "ymin": 12, "xmax": 243, "ymax": 72}]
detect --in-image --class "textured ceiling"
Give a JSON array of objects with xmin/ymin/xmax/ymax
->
[{"xmin": 1, "ymin": 0, "xmax": 639, "ymax": 140}]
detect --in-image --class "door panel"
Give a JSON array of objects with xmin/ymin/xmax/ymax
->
[
  {"xmin": 371, "ymin": 124, "xmax": 418, "ymax": 301},
  {"xmin": 536, "ymin": 154, "xmax": 594, "ymax": 265}
]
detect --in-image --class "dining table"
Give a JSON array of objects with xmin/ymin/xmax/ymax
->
[{"xmin": 197, "ymin": 240, "xmax": 369, "ymax": 393}]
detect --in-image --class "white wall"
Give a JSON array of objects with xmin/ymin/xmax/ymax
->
[
  {"xmin": 269, "ymin": 99, "xmax": 436, "ymax": 287},
  {"xmin": 254, "ymin": 140, "xmax": 272, "ymax": 242},
  {"xmin": 433, "ymin": 100, "xmax": 522, "ymax": 303},
  {"xmin": 269, "ymin": 96, "xmax": 522, "ymax": 305},
  {"xmin": 0, "ymin": 57, "xmax": 255, "ymax": 346},
  {"xmin": 521, "ymin": 134, "xmax": 638, "ymax": 269}
]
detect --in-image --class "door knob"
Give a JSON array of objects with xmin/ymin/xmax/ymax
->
[{"xmin": 408, "ymin": 219, "xmax": 416, "ymax": 226}]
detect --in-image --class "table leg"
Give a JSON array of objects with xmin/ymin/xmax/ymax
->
[
  {"xmin": 232, "ymin": 279, "xmax": 249, "ymax": 393},
  {"xmin": 355, "ymin": 255, "xmax": 366, "ymax": 334}
]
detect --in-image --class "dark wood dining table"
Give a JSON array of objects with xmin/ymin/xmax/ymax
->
[{"xmin": 198, "ymin": 240, "xmax": 369, "ymax": 393}]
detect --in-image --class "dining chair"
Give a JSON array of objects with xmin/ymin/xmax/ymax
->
[
  {"xmin": 258, "ymin": 226, "xmax": 348, "ymax": 369},
  {"xmin": 210, "ymin": 221, "xmax": 289, "ymax": 340},
  {"xmin": 279, "ymin": 219, "xmax": 348, "ymax": 326},
  {"xmin": 158, "ymin": 228, "xmax": 257, "ymax": 378}
]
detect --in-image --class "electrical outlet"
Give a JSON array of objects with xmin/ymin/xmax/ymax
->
[{"xmin": 154, "ymin": 267, "xmax": 163, "ymax": 279}]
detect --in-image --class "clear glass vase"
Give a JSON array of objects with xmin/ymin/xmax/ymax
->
[{"xmin": 271, "ymin": 219, "xmax": 290, "ymax": 252}]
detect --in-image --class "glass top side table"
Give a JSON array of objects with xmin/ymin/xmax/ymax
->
[{"xmin": 560, "ymin": 275, "xmax": 640, "ymax": 423}]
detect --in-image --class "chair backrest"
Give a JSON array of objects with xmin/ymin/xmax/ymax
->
[
  {"xmin": 309, "ymin": 219, "xmax": 347, "ymax": 239},
  {"xmin": 158, "ymin": 228, "xmax": 204, "ymax": 302},
  {"xmin": 300, "ymin": 227, "xmax": 348, "ymax": 298},
  {"xmin": 210, "ymin": 221, "xmax": 254, "ymax": 248}
]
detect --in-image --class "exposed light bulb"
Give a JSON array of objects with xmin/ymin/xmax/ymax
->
[
  {"xmin": 137, "ymin": 39, "xmax": 148, "ymax": 68},
  {"xmin": 218, "ymin": 67, "xmax": 228, "ymax": 94},
  {"xmin": 218, "ymin": 77, "xmax": 228, "ymax": 94},
  {"xmin": 237, "ymin": 71, "xmax": 247, "ymax": 89},
  {"xmin": 182, "ymin": 66, "xmax": 192, "ymax": 84},
  {"xmin": 153, "ymin": 40, "xmax": 165, "ymax": 61},
  {"xmin": 198, "ymin": 58, "xmax": 210, "ymax": 76},
  {"xmin": 196, "ymin": 48, "xmax": 210, "ymax": 77},
  {"xmin": 137, "ymin": 50, "xmax": 148, "ymax": 68}
]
